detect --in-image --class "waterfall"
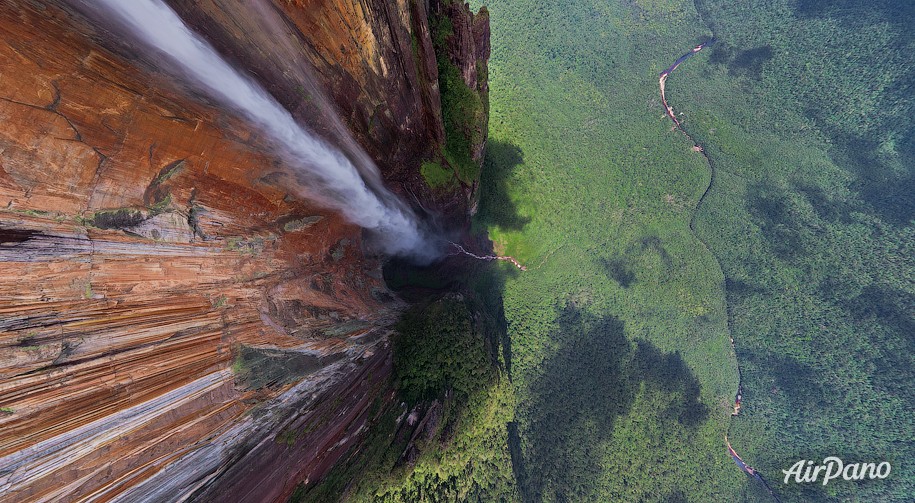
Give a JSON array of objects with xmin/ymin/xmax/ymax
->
[{"xmin": 75, "ymin": 0, "xmax": 434, "ymax": 260}]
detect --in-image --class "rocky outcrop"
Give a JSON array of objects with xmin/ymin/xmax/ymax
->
[
  {"xmin": 438, "ymin": 1, "xmax": 490, "ymax": 96},
  {"xmin": 0, "ymin": 0, "xmax": 487, "ymax": 501},
  {"xmin": 425, "ymin": 0, "xmax": 490, "ymax": 216}
]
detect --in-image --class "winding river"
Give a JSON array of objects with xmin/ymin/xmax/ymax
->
[{"xmin": 658, "ymin": 39, "xmax": 782, "ymax": 502}]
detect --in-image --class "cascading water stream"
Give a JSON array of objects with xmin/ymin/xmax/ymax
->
[
  {"xmin": 447, "ymin": 242, "xmax": 527, "ymax": 271},
  {"xmin": 73, "ymin": 0, "xmax": 434, "ymax": 260}
]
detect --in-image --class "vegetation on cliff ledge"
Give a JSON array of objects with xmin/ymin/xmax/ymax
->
[{"xmin": 427, "ymin": 2, "xmax": 489, "ymax": 187}]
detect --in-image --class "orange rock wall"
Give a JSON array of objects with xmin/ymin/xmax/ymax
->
[{"xmin": 0, "ymin": 0, "xmax": 473, "ymax": 500}]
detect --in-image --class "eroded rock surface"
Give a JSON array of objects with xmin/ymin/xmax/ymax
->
[{"xmin": 0, "ymin": 1, "xmax": 487, "ymax": 501}]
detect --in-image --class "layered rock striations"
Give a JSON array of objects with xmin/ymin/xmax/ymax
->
[{"xmin": 0, "ymin": 1, "xmax": 488, "ymax": 501}]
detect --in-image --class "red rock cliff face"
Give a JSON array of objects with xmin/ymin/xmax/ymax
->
[{"xmin": 0, "ymin": 1, "xmax": 488, "ymax": 501}]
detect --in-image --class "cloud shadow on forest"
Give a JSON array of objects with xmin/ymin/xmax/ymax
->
[
  {"xmin": 475, "ymin": 140, "xmax": 530, "ymax": 231},
  {"xmin": 512, "ymin": 304, "xmax": 708, "ymax": 502}
]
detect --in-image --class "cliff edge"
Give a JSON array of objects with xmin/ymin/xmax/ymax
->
[{"xmin": 0, "ymin": 1, "xmax": 489, "ymax": 501}]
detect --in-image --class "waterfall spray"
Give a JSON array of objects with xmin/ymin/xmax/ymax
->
[{"xmin": 76, "ymin": 0, "xmax": 435, "ymax": 260}]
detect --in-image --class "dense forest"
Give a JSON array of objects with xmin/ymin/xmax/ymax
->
[{"xmin": 675, "ymin": 0, "xmax": 915, "ymax": 500}]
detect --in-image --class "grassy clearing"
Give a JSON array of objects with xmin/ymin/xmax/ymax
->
[{"xmin": 420, "ymin": 160, "xmax": 456, "ymax": 189}]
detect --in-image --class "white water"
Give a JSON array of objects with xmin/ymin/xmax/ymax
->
[{"xmin": 81, "ymin": 0, "xmax": 433, "ymax": 259}]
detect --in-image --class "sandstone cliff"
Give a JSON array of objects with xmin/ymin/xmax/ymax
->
[{"xmin": 0, "ymin": 1, "xmax": 488, "ymax": 501}]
